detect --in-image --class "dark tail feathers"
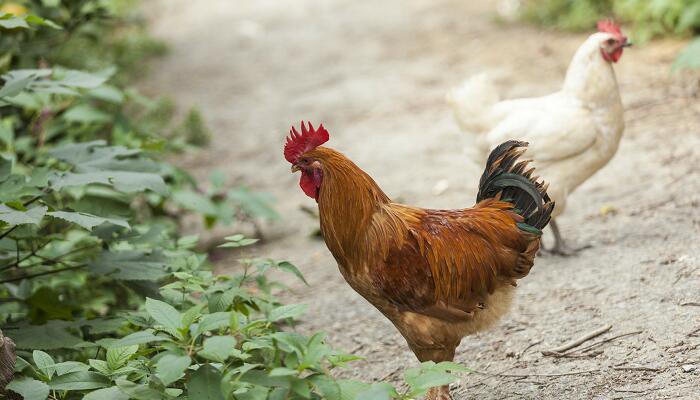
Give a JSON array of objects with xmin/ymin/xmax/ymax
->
[{"xmin": 476, "ymin": 140, "xmax": 554, "ymax": 233}]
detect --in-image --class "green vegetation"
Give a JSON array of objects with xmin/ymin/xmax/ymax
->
[
  {"xmin": 522, "ymin": 0, "xmax": 700, "ymax": 69},
  {"xmin": 0, "ymin": 1, "xmax": 466, "ymax": 398}
]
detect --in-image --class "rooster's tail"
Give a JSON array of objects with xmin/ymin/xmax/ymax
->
[
  {"xmin": 446, "ymin": 73, "xmax": 500, "ymax": 133},
  {"xmin": 476, "ymin": 141, "xmax": 554, "ymax": 233}
]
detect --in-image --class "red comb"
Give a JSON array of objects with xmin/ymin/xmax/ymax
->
[
  {"xmin": 284, "ymin": 121, "xmax": 329, "ymax": 163},
  {"xmin": 597, "ymin": 19, "xmax": 622, "ymax": 35}
]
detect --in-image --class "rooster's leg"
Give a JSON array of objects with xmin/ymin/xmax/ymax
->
[{"xmin": 548, "ymin": 219, "xmax": 591, "ymax": 256}]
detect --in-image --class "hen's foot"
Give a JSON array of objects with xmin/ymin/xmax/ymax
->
[
  {"xmin": 425, "ymin": 385, "xmax": 453, "ymax": 400},
  {"xmin": 544, "ymin": 242, "xmax": 592, "ymax": 257},
  {"xmin": 540, "ymin": 219, "xmax": 592, "ymax": 257}
]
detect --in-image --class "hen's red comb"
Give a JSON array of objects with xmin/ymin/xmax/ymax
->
[
  {"xmin": 284, "ymin": 121, "xmax": 329, "ymax": 164},
  {"xmin": 597, "ymin": 19, "xmax": 622, "ymax": 35}
]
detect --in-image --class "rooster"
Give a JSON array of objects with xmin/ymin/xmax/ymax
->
[
  {"xmin": 285, "ymin": 122, "xmax": 554, "ymax": 400},
  {"xmin": 447, "ymin": 20, "xmax": 629, "ymax": 255}
]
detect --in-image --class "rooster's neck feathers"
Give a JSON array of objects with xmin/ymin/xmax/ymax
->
[{"xmin": 310, "ymin": 147, "xmax": 390, "ymax": 262}]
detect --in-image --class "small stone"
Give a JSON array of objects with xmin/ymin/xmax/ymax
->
[
  {"xmin": 506, "ymin": 351, "xmax": 515, "ymax": 358},
  {"xmin": 681, "ymin": 364, "xmax": 697, "ymax": 372}
]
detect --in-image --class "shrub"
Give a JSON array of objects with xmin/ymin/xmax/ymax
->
[{"xmin": 521, "ymin": 0, "xmax": 700, "ymax": 69}]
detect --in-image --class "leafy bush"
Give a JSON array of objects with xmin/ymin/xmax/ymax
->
[
  {"xmin": 0, "ymin": 4, "xmax": 466, "ymax": 399},
  {"xmin": 5, "ymin": 236, "xmax": 467, "ymax": 399},
  {"xmin": 521, "ymin": 0, "xmax": 700, "ymax": 69}
]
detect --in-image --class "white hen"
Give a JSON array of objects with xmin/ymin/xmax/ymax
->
[{"xmin": 447, "ymin": 20, "xmax": 630, "ymax": 255}]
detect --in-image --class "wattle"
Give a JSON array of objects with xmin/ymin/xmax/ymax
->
[{"xmin": 299, "ymin": 169, "xmax": 322, "ymax": 200}]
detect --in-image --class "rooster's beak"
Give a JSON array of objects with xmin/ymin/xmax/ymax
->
[
  {"xmin": 622, "ymin": 42, "xmax": 633, "ymax": 48},
  {"xmin": 291, "ymin": 165, "xmax": 300, "ymax": 173}
]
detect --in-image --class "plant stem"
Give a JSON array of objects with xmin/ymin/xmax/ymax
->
[{"xmin": 0, "ymin": 264, "xmax": 86, "ymax": 284}]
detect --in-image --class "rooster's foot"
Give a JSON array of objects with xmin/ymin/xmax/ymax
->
[{"xmin": 425, "ymin": 385, "xmax": 454, "ymax": 400}]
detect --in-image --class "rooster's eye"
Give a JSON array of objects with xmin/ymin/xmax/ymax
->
[{"xmin": 606, "ymin": 38, "xmax": 616, "ymax": 45}]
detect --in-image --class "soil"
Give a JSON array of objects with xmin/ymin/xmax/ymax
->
[{"xmin": 143, "ymin": 1, "xmax": 700, "ymax": 398}]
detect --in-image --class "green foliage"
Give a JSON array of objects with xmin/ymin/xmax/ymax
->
[
  {"xmin": 522, "ymin": 0, "xmax": 700, "ymax": 69},
  {"xmin": 6, "ymin": 237, "xmax": 466, "ymax": 399}
]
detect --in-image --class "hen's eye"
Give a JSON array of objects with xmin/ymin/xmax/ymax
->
[{"xmin": 606, "ymin": 38, "xmax": 616, "ymax": 45}]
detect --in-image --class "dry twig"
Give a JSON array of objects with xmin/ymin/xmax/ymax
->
[
  {"xmin": 472, "ymin": 368, "xmax": 600, "ymax": 378},
  {"xmin": 542, "ymin": 324, "xmax": 612, "ymax": 356},
  {"xmin": 576, "ymin": 330, "xmax": 643, "ymax": 353}
]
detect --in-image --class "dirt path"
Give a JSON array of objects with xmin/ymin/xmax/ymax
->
[{"xmin": 144, "ymin": 1, "xmax": 700, "ymax": 398}]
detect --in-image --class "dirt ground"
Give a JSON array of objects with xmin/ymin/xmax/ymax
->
[{"xmin": 143, "ymin": 1, "xmax": 700, "ymax": 398}]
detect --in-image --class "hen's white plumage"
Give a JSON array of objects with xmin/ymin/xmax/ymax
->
[{"xmin": 448, "ymin": 28, "xmax": 628, "ymax": 253}]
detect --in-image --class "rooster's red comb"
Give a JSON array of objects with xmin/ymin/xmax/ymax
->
[
  {"xmin": 597, "ymin": 19, "xmax": 622, "ymax": 35},
  {"xmin": 284, "ymin": 121, "xmax": 329, "ymax": 164}
]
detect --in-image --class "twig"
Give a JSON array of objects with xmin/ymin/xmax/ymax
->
[
  {"xmin": 680, "ymin": 302, "xmax": 700, "ymax": 307},
  {"xmin": 463, "ymin": 365, "xmax": 516, "ymax": 389},
  {"xmin": 0, "ymin": 264, "xmax": 86, "ymax": 284},
  {"xmin": 472, "ymin": 368, "xmax": 600, "ymax": 378},
  {"xmin": 612, "ymin": 366, "xmax": 661, "ymax": 372},
  {"xmin": 379, "ymin": 365, "xmax": 402, "ymax": 382},
  {"xmin": 517, "ymin": 339, "xmax": 542, "ymax": 359},
  {"xmin": 542, "ymin": 324, "xmax": 612, "ymax": 356},
  {"xmin": 577, "ymin": 330, "xmax": 643, "ymax": 353}
]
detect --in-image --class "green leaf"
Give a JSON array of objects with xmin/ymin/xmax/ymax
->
[
  {"xmin": 83, "ymin": 387, "xmax": 129, "ymax": 400},
  {"xmin": 106, "ymin": 330, "xmax": 168, "ymax": 348},
  {"xmin": 674, "ymin": 37, "xmax": 700, "ymax": 71},
  {"xmin": 53, "ymin": 171, "xmax": 168, "ymax": 195},
  {"xmin": 0, "ymin": 15, "xmax": 29, "ymax": 30},
  {"xmin": 228, "ymin": 186, "xmax": 279, "ymax": 220},
  {"xmin": 0, "ymin": 155, "xmax": 12, "ymax": 180},
  {"xmin": 62, "ymin": 104, "xmax": 111, "ymax": 124},
  {"xmin": 7, "ymin": 376, "xmax": 50, "ymax": 400},
  {"xmin": 88, "ymin": 85, "xmax": 125, "ymax": 104},
  {"xmin": 198, "ymin": 336, "xmax": 236, "ymax": 363},
  {"xmin": 275, "ymin": 261, "xmax": 308, "ymax": 285},
  {"xmin": 54, "ymin": 69, "xmax": 109, "ymax": 88},
  {"xmin": 354, "ymin": 383, "xmax": 396, "ymax": 400},
  {"xmin": 54, "ymin": 361, "xmax": 90, "ymax": 376},
  {"xmin": 8, "ymin": 320, "xmax": 87, "ymax": 350},
  {"xmin": 33, "ymin": 350, "xmax": 55, "ymax": 378},
  {"xmin": 155, "ymin": 353, "xmax": 191, "ymax": 386},
  {"xmin": 89, "ymin": 359, "xmax": 111, "ymax": 375},
  {"xmin": 219, "ymin": 234, "xmax": 259, "ymax": 248},
  {"xmin": 172, "ymin": 190, "xmax": 219, "ymax": 215},
  {"xmin": 115, "ymin": 379, "xmax": 164, "ymax": 400},
  {"xmin": 89, "ymin": 250, "xmax": 168, "ymax": 281},
  {"xmin": 404, "ymin": 362, "xmax": 468, "ymax": 397},
  {"xmin": 106, "ymin": 345, "xmax": 139, "ymax": 370},
  {"xmin": 46, "ymin": 211, "xmax": 130, "ymax": 230},
  {"xmin": 194, "ymin": 312, "xmax": 231, "ymax": 337},
  {"xmin": 0, "ymin": 69, "xmax": 51, "ymax": 98},
  {"xmin": 188, "ymin": 364, "xmax": 225, "ymax": 400},
  {"xmin": 145, "ymin": 297, "xmax": 183, "ymax": 337},
  {"xmin": 269, "ymin": 304, "xmax": 307, "ymax": 322},
  {"xmin": 48, "ymin": 371, "xmax": 110, "ymax": 390},
  {"xmin": 309, "ymin": 375, "xmax": 341, "ymax": 400},
  {"xmin": 0, "ymin": 204, "xmax": 47, "ymax": 226}
]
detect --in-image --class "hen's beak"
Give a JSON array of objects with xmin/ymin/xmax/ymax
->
[
  {"xmin": 622, "ymin": 42, "xmax": 633, "ymax": 48},
  {"xmin": 291, "ymin": 165, "xmax": 300, "ymax": 173}
]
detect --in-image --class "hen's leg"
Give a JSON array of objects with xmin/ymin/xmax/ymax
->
[
  {"xmin": 547, "ymin": 219, "xmax": 591, "ymax": 256},
  {"xmin": 412, "ymin": 346, "xmax": 457, "ymax": 400}
]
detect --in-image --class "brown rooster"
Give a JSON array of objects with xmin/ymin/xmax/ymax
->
[{"xmin": 285, "ymin": 122, "xmax": 554, "ymax": 400}]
